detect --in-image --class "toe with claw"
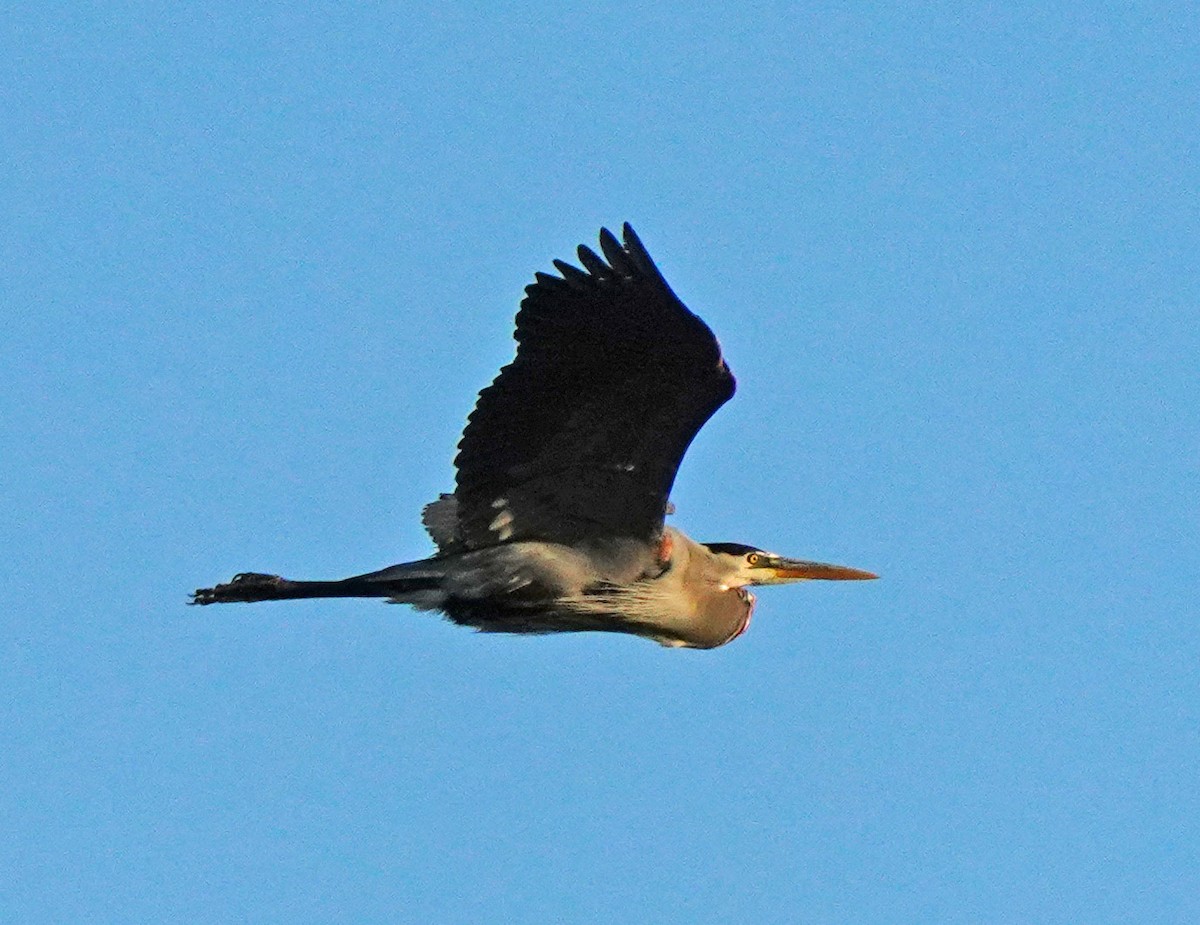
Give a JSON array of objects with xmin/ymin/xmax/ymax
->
[{"xmin": 190, "ymin": 573, "xmax": 284, "ymax": 605}]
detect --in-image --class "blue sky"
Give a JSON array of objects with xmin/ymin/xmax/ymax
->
[{"xmin": 3, "ymin": 3, "xmax": 1198, "ymax": 922}]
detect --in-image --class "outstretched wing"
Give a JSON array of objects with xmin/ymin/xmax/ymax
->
[{"xmin": 451, "ymin": 224, "xmax": 736, "ymax": 549}]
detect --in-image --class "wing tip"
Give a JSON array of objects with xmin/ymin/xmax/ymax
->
[
  {"xmin": 617, "ymin": 223, "xmax": 662, "ymax": 280},
  {"xmin": 552, "ymin": 258, "xmax": 592, "ymax": 290}
]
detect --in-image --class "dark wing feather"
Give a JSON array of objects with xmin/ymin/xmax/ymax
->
[{"xmin": 452, "ymin": 224, "xmax": 736, "ymax": 548}]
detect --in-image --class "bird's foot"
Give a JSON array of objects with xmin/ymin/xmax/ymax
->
[{"xmin": 190, "ymin": 572, "xmax": 284, "ymax": 605}]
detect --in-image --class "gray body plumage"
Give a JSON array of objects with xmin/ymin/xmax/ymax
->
[{"xmin": 370, "ymin": 513, "xmax": 755, "ymax": 648}]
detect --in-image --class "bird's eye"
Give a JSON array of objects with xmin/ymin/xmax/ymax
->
[{"xmin": 747, "ymin": 553, "xmax": 761, "ymax": 566}]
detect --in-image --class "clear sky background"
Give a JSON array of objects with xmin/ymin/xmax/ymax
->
[{"xmin": 3, "ymin": 4, "xmax": 1198, "ymax": 923}]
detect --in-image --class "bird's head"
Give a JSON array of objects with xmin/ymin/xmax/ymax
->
[{"xmin": 701, "ymin": 542, "xmax": 878, "ymax": 589}]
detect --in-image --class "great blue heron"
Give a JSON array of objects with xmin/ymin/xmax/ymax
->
[{"xmin": 192, "ymin": 225, "xmax": 876, "ymax": 648}]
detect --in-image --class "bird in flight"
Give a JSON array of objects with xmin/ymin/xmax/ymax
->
[{"xmin": 192, "ymin": 225, "xmax": 876, "ymax": 648}]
